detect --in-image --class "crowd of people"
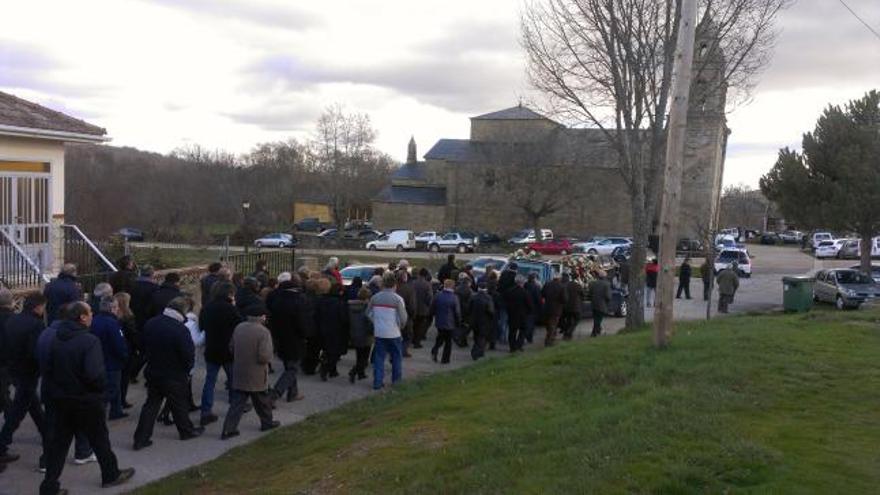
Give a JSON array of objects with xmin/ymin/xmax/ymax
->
[{"xmin": 0, "ymin": 251, "xmax": 740, "ymax": 493}]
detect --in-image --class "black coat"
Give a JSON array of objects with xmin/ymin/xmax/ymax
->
[
  {"xmin": 564, "ymin": 281, "xmax": 584, "ymax": 314},
  {"xmin": 150, "ymin": 283, "xmax": 182, "ymax": 317},
  {"xmin": 142, "ymin": 312, "xmax": 195, "ymax": 382},
  {"xmin": 469, "ymin": 291, "xmax": 495, "ymax": 335},
  {"xmin": 4, "ymin": 311, "xmax": 45, "ymax": 378},
  {"xmin": 412, "ymin": 277, "xmax": 433, "ymax": 317},
  {"xmin": 347, "ymin": 299, "xmax": 373, "ymax": 348},
  {"xmin": 455, "ymin": 282, "xmax": 473, "ymax": 321},
  {"xmin": 130, "ymin": 278, "xmax": 159, "ymax": 331},
  {"xmin": 315, "ymin": 295, "xmax": 348, "ymax": 357},
  {"xmin": 498, "ymin": 270, "xmax": 517, "ymax": 296},
  {"xmin": 267, "ymin": 283, "xmax": 305, "ymax": 362},
  {"xmin": 505, "ymin": 285, "xmax": 534, "ymax": 326},
  {"xmin": 588, "ymin": 279, "xmax": 612, "ymax": 315},
  {"xmin": 0, "ymin": 308, "xmax": 15, "ymax": 369},
  {"xmin": 201, "ymin": 299, "xmax": 242, "ymax": 364},
  {"xmin": 109, "ymin": 269, "xmax": 137, "ymax": 296},
  {"xmin": 44, "ymin": 274, "xmax": 83, "ymax": 324},
  {"xmin": 200, "ymin": 273, "xmax": 220, "ymax": 307},
  {"xmin": 299, "ymin": 293, "xmax": 318, "ymax": 339},
  {"xmin": 679, "ymin": 263, "xmax": 692, "ymax": 283},
  {"xmin": 542, "ymin": 279, "xmax": 568, "ymax": 316},
  {"xmin": 44, "ymin": 320, "xmax": 105, "ymax": 403},
  {"xmin": 235, "ymin": 287, "xmax": 262, "ymax": 312}
]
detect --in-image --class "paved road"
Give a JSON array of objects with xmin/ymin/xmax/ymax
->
[{"xmin": 0, "ymin": 245, "xmax": 849, "ymax": 494}]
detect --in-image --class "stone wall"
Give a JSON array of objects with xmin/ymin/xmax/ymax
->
[
  {"xmin": 372, "ymin": 202, "xmax": 447, "ymax": 232},
  {"xmin": 681, "ymin": 114, "xmax": 727, "ymax": 238}
]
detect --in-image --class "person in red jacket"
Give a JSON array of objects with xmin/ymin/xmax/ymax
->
[{"xmin": 645, "ymin": 258, "xmax": 660, "ymax": 307}]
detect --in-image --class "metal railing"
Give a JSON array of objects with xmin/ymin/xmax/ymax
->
[
  {"xmin": 62, "ymin": 224, "xmax": 118, "ymax": 294},
  {"xmin": 221, "ymin": 249, "xmax": 295, "ymax": 277},
  {"xmin": 0, "ymin": 228, "xmax": 51, "ymax": 289}
]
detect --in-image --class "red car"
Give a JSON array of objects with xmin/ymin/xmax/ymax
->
[{"xmin": 527, "ymin": 239, "xmax": 574, "ymax": 255}]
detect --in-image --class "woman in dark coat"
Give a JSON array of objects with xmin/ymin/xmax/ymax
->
[
  {"xmin": 345, "ymin": 277, "xmax": 364, "ymax": 302},
  {"xmin": 267, "ymin": 275, "xmax": 306, "ymax": 401},
  {"xmin": 314, "ymin": 278, "xmax": 348, "ymax": 381},
  {"xmin": 347, "ymin": 287, "xmax": 373, "ymax": 383}
]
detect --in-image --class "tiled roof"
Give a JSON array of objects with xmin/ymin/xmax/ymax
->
[
  {"xmin": 472, "ymin": 105, "xmax": 549, "ymax": 121},
  {"xmin": 391, "ymin": 162, "xmax": 427, "ymax": 181},
  {"xmin": 0, "ymin": 91, "xmax": 106, "ymax": 137},
  {"xmin": 424, "ymin": 139, "xmax": 483, "ymax": 162},
  {"xmin": 376, "ymin": 185, "xmax": 446, "ymax": 206}
]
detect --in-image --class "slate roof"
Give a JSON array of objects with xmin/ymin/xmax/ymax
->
[
  {"xmin": 472, "ymin": 105, "xmax": 550, "ymax": 121},
  {"xmin": 0, "ymin": 91, "xmax": 106, "ymax": 137},
  {"xmin": 391, "ymin": 162, "xmax": 427, "ymax": 181},
  {"xmin": 424, "ymin": 139, "xmax": 483, "ymax": 162},
  {"xmin": 375, "ymin": 185, "xmax": 447, "ymax": 206}
]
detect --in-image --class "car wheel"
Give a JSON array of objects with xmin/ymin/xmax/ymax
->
[
  {"xmin": 430, "ymin": 244, "xmax": 439, "ymax": 253},
  {"xmin": 396, "ymin": 245, "xmax": 404, "ymax": 252},
  {"xmin": 588, "ymin": 249, "xmax": 598, "ymax": 255},
  {"xmin": 616, "ymin": 300, "xmax": 627, "ymax": 318},
  {"xmin": 368, "ymin": 245, "xmax": 377, "ymax": 251},
  {"xmin": 255, "ymin": 241, "xmax": 262, "ymax": 248},
  {"xmin": 835, "ymin": 295, "xmax": 846, "ymax": 310},
  {"xmin": 457, "ymin": 244, "xmax": 467, "ymax": 253}
]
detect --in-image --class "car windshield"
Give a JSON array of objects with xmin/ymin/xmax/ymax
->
[
  {"xmin": 472, "ymin": 258, "xmax": 504, "ymax": 269},
  {"xmin": 836, "ymin": 271, "xmax": 873, "ymax": 284},
  {"xmin": 442, "ymin": 234, "xmax": 456, "ymax": 240},
  {"xmin": 718, "ymin": 251, "xmax": 739, "ymax": 262}
]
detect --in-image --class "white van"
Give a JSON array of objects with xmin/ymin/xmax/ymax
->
[
  {"xmin": 366, "ymin": 230, "xmax": 416, "ymax": 251},
  {"xmin": 811, "ymin": 232, "xmax": 833, "ymax": 249}
]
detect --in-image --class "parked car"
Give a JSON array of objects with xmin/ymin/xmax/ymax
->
[
  {"xmin": 527, "ymin": 239, "xmax": 575, "ymax": 255},
  {"xmin": 814, "ymin": 268, "xmax": 880, "ymax": 310},
  {"xmin": 340, "ymin": 264, "xmax": 385, "ymax": 286},
  {"xmin": 677, "ymin": 238, "xmax": 704, "ymax": 254},
  {"xmin": 508, "ymin": 229, "xmax": 554, "ymax": 245},
  {"xmin": 427, "ymin": 232, "xmax": 477, "ymax": 253},
  {"xmin": 759, "ymin": 232, "xmax": 781, "ymax": 245},
  {"xmin": 715, "ymin": 235, "xmax": 737, "ymax": 251},
  {"xmin": 778, "ymin": 230, "xmax": 803, "ymax": 244},
  {"xmin": 611, "ymin": 245, "xmax": 631, "ymax": 261},
  {"xmin": 477, "ymin": 232, "xmax": 502, "ymax": 245},
  {"xmin": 117, "ymin": 227, "xmax": 144, "ymax": 242},
  {"xmin": 317, "ymin": 228, "xmax": 338, "ymax": 239},
  {"xmin": 839, "ymin": 238, "xmax": 880, "ymax": 259},
  {"xmin": 815, "ymin": 239, "xmax": 847, "ymax": 259},
  {"xmin": 343, "ymin": 220, "xmax": 373, "ymax": 231},
  {"xmin": 811, "ymin": 231, "xmax": 834, "ymax": 250},
  {"xmin": 366, "ymin": 230, "xmax": 416, "ymax": 251},
  {"xmin": 574, "ymin": 237, "xmax": 632, "ymax": 255},
  {"xmin": 469, "ymin": 256, "xmax": 509, "ymax": 279},
  {"xmin": 344, "ymin": 229, "xmax": 382, "ymax": 240},
  {"xmin": 294, "ymin": 217, "xmax": 330, "ymax": 232},
  {"xmin": 253, "ymin": 233, "xmax": 296, "ymax": 248},
  {"xmin": 850, "ymin": 264, "xmax": 880, "ymax": 284},
  {"xmin": 714, "ymin": 249, "xmax": 752, "ymax": 277}
]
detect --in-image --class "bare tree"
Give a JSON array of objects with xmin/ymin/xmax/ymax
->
[
  {"xmin": 521, "ymin": 0, "xmax": 790, "ymax": 328},
  {"xmin": 719, "ymin": 184, "xmax": 772, "ymax": 231}
]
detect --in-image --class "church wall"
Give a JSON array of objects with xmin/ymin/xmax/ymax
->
[
  {"xmin": 470, "ymin": 119, "xmax": 559, "ymax": 142},
  {"xmin": 372, "ymin": 202, "xmax": 447, "ymax": 233},
  {"xmin": 681, "ymin": 115, "xmax": 727, "ymax": 238}
]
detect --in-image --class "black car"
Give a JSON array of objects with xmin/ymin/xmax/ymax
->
[
  {"xmin": 611, "ymin": 245, "xmax": 631, "ymax": 260},
  {"xmin": 118, "ymin": 227, "xmax": 144, "ymax": 241},
  {"xmin": 478, "ymin": 232, "xmax": 502, "ymax": 245},
  {"xmin": 676, "ymin": 238, "xmax": 703, "ymax": 255},
  {"xmin": 760, "ymin": 232, "xmax": 781, "ymax": 245},
  {"xmin": 295, "ymin": 217, "xmax": 330, "ymax": 232}
]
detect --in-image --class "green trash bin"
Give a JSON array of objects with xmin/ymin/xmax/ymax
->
[{"xmin": 783, "ymin": 276, "xmax": 814, "ymax": 312}]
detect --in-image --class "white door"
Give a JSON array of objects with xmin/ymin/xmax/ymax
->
[{"xmin": 0, "ymin": 174, "xmax": 52, "ymax": 272}]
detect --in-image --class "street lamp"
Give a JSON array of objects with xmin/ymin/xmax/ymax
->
[{"xmin": 242, "ymin": 200, "xmax": 251, "ymax": 253}]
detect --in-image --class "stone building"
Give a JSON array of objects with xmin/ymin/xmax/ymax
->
[{"xmin": 373, "ymin": 40, "xmax": 728, "ymax": 238}]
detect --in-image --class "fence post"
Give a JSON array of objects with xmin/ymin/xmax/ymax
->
[
  {"xmin": 291, "ymin": 246, "xmax": 296, "ymax": 273},
  {"xmin": 223, "ymin": 235, "xmax": 230, "ymax": 262}
]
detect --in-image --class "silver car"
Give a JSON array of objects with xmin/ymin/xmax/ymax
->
[
  {"xmin": 813, "ymin": 269, "xmax": 880, "ymax": 310},
  {"xmin": 253, "ymin": 233, "xmax": 295, "ymax": 248}
]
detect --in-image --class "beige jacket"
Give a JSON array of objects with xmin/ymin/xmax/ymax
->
[{"xmin": 230, "ymin": 318, "xmax": 274, "ymax": 392}]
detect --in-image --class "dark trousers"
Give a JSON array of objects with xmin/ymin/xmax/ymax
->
[
  {"xmin": 160, "ymin": 375, "xmax": 196, "ymax": 420},
  {"xmin": 221, "ymin": 390, "xmax": 274, "ymax": 434},
  {"xmin": 561, "ymin": 311, "xmax": 580, "ymax": 339},
  {"xmin": 676, "ymin": 280, "xmax": 691, "ymax": 299},
  {"xmin": 471, "ymin": 325, "xmax": 488, "ymax": 360},
  {"xmin": 301, "ymin": 337, "xmax": 322, "ymax": 375},
  {"xmin": 134, "ymin": 377, "xmax": 198, "ymax": 444},
  {"xmin": 507, "ymin": 317, "xmax": 524, "ymax": 351},
  {"xmin": 0, "ymin": 375, "xmax": 45, "ymax": 453},
  {"xmin": 432, "ymin": 328, "xmax": 454, "ymax": 363},
  {"xmin": 544, "ymin": 312, "xmax": 562, "ymax": 346},
  {"xmin": 40, "ymin": 399, "xmax": 120, "ymax": 495},
  {"xmin": 42, "ymin": 400, "xmax": 92, "ymax": 467},
  {"xmin": 0, "ymin": 367, "xmax": 10, "ymax": 417},
  {"xmin": 524, "ymin": 314, "xmax": 536, "ymax": 343},
  {"xmin": 591, "ymin": 311, "xmax": 605, "ymax": 337},
  {"xmin": 127, "ymin": 350, "xmax": 146, "ymax": 382},
  {"xmin": 718, "ymin": 294, "xmax": 734, "ymax": 313},
  {"xmin": 703, "ymin": 280, "xmax": 711, "ymax": 301},
  {"xmin": 106, "ymin": 371, "xmax": 124, "ymax": 418},
  {"xmin": 273, "ymin": 360, "xmax": 300, "ymax": 398},
  {"xmin": 350, "ymin": 347, "xmax": 370, "ymax": 377},
  {"xmin": 413, "ymin": 316, "xmax": 430, "ymax": 346}
]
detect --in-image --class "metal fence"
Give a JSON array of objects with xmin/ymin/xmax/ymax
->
[
  {"xmin": 220, "ymin": 249, "xmax": 296, "ymax": 277},
  {"xmin": 0, "ymin": 229, "xmax": 50, "ymax": 289},
  {"xmin": 62, "ymin": 225, "xmax": 119, "ymax": 294}
]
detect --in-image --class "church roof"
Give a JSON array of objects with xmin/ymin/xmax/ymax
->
[
  {"xmin": 376, "ymin": 185, "xmax": 446, "ymax": 206},
  {"xmin": 424, "ymin": 139, "xmax": 482, "ymax": 162},
  {"xmin": 0, "ymin": 91, "xmax": 107, "ymax": 140},
  {"xmin": 392, "ymin": 162, "xmax": 427, "ymax": 181},
  {"xmin": 472, "ymin": 105, "xmax": 549, "ymax": 121}
]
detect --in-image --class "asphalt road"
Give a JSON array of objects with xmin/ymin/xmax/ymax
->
[{"xmin": 0, "ymin": 244, "xmax": 854, "ymax": 494}]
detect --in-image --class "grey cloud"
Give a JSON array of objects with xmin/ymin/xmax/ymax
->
[
  {"xmin": 145, "ymin": 0, "xmax": 319, "ymax": 31},
  {"xmin": 0, "ymin": 40, "xmax": 112, "ymax": 98},
  {"xmin": 223, "ymin": 98, "xmax": 323, "ymax": 132}
]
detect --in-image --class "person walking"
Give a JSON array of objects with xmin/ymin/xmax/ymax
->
[
  {"xmin": 561, "ymin": 273, "xmax": 583, "ymax": 340},
  {"xmin": 366, "ymin": 272, "xmax": 408, "ymax": 390},
  {"xmin": 150, "ymin": 272, "xmax": 182, "ymax": 317},
  {"xmin": 430, "ymin": 279, "xmax": 461, "ymax": 364},
  {"xmin": 523, "ymin": 273, "xmax": 542, "ymax": 344},
  {"xmin": 541, "ymin": 273, "xmax": 568, "ymax": 347},
  {"xmin": 300, "ymin": 275, "xmax": 322, "ymax": 375},
  {"xmin": 468, "ymin": 282, "xmax": 495, "ymax": 360},
  {"xmin": 411, "ymin": 268, "xmax": 433, "ymax": 349},
  {"xmin": 252, "ymin": 259, "xmax": 270, "ymax": 290},
  {"xmin": 268, "ymin": 273, "xmax": 306, "ymax": 402},
  {"xmin": 437, "ymin": 254, "xmax": 458, "ymax": 284},
  {"xmin": 133, "ymin": 298, "xmax": 204, "ymax": 450},
  {"xmin": 0, "ymin": 292, "xmax": 48, "ymax": 464},
  {"xmin": 89, "ymin": 283, "xmax": 113, "ymax": 314},
  {"xmin": 235, "ymin": 277, "xmax": 262, "ymax": 312},
  {"xmin": 716, "ymin": 262, "xmax": 740, "ymax": 314},
  {"xmin": 496, "ymin": 262, "xmax": 517, "ymax": 345},
  {"xmin": 314, "ymin": 278, "xmax": 348, "ymax": 381},
  {"xmin": 199, "ymin": 282, "xmax": 242, "ymax": 426},
  {"xmin": 454, "ymin": 273, "xmax": 473, "ymax": 347},
  {"xmin": 395, "ymin": 270, "xmax": 417, "ymax": 357},
  {"xmin": 200, "ymin": 262, "xmax": 223, "ymax": 308},
  {"xmin": 157, "ymin": 297, "xmax": 202, "ymax": 424},
  {"xmin": 323, "ymin": 257, "xmax": 344, "ymax": 292},
  {"xmin": 109, "ymin": 256, "xmax": 137, "ymax": 296},
  {"xmin": 505, "ymin": 275, "xmax": 533, "ymax": 352},
  {"xmin": 90, "ymin": 296, "xmax": 129, "ymax": 420},
  {"xmin": 347, "ymin": 287, "xmax": 374, "ymax": 383},
  {"xmin": 587, "ymin": 271, "xmax": 612, "ymax": 337},
  {"xmin": 645, "ymin": 258, "xmax": 660, "ymax": 307},
  {"xmin": 220, "ymin": 304, "xmax": 280, "ymax": 439},
  {"xmin": 701, "ymin": 259, "xmax": 712, "ymax": 301},
  {"xmin": 44, "ymin": 263, "xmax": 83, "ymax": 324},
  {"xmin": 128, "ymin": 265, "xmax": 158, "ymax": 383},
  {"xmin": 676, "ymin": 258, "xmax": 693, "ymax": 299},
  {"xmin": 615, "ymin": 255, "xmax": 630, "ymax": 292},
  {"xmin": 114, "ymin": 292, "xmax": 138, "ymax": 409},
  {"xmin": 0, "ymin": 288, "xmax": 15, "ymax": 426},
  {"xmin": 40, "ymin": 302, "xmax": 135, "ymax": 495}
]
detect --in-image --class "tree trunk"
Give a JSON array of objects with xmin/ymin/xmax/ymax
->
[
  {"xmin": 860, "ymin": 231, "xmax": 873, "ymax": 274},
  {"xmin": 626, "ymin": 195, "xmax": 649, "ymax": 329}
]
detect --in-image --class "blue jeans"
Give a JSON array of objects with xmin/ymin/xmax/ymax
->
[
  {"xmin": 524, "ymin": 314, "xmax": 536, "ymax": 343},
  {"xmin": 372, "ymin": 338, "xmax": 403, "ymax": 390},
  {"xmin": 497, "ymin": 308, "xmax": 509, "ymax": 343},
  {"xmin": 105, "ymin": 371, "xmax": 124, "ymax": 418},
  {"xmin": 201, "ymin": 361, "xmax": 232, "ymax": 415}
]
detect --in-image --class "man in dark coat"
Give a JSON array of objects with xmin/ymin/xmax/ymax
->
[
  {"xmin": 109, "ymin": 256, "xmax": 137, "ymax": 296},
  {"xmin": 199, "ymin": 282, "xmax": 242, "ymax": 426},
  {"xmin": 128, "ymin": 265, "xmax": 159, "ymax": 384},
  {"xmin": 496, "ymin": 262, "xmax": 517, "ymax": 345},
  {"xmin": 395, "ymin": 271, "xmax": 417, "ymax": 357},
  {"xmin": 314, "ymin": 278, "xmax": 349, "ymax": 380},
  {"xmin": 505, "ymin": 275, "xmax": 534, "ymax": 352},
  {"xmin": 235, "ymin": 277, "xmax": 262, "ymax": 312},
  {"xmin": 523, "ymin": 273, "xmax": 542, "ymax": 344},
  {"xmin": 430, "ymin": 280, "xmax": 461, "ymax": 364},
  {"xmin": 43, "ymin": 263, "xmax": 83, "ymax": 324},
  {"xmin": 716, "ymin": 263, "xmax": 740, "ymax": 314},
  {"xmin": 561, "ymin": 274, "xmax": 584, "ymax": 340},
  {"xmin": 90, "ymin": 297, "xmax": 129, "ymax": 420},
  {"xmin": 437, "ymin": 254, "xmax": 458, "ymax": 284},
  {"xmin": 0, "ymin": 292, "xmax": 47, "ymax": 464},
  {"xmin": 411, "ymin": 268, "xmax": 433, "ymax": 349},
  {"xmin": 40, "ymin": 302, "xmax": 135, "ymax": 494},
  {"xmin": 251, "ymin": 260, "xmax": 270, "ymax": 290},
  {"xmin": 701, "ymin": 259, "xmax": 712, "ymax": 301},
  {"xmin": 268, "ymin": 274, "xmax": 305, "ymax": 402},
  {"xmin": 200, "ymin": 262, "xmax": 223, "ymax": 308},
  {"xmin": 468, "ymin": 283, "xmax": 495, "ymax": 360},
  {"xmin": 150, "ymin": 272, "xmax": 182, "ymax": 317},
  {"xmin": 0, "ymin": 288, "xmax": 16, "ymax": 442},
  {"xmin": 133, "ymin": 298, "xmax": 204, "ymax": 450},
  {"xmin": 676, "ymin": 258, "xmax": 692, "ymax": 299},
  {"xmin": 587, "ymin": 271, "xmax": 612, "ymax": 337},
  {"xmin": 542, "ymin": 274, "xmax": 568, "ymax": 346}
]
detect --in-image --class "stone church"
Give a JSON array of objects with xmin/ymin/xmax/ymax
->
[{"xmin": 373, "ymin": 44, "xmax": 728, "ymax": 238}]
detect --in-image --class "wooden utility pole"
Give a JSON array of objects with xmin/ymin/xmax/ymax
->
[{"xmin": 653, "ymin": 0, "xmax": 699, "ymax": 348}]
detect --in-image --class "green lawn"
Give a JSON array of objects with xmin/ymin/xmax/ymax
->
[{"xmin": 136, "ymin": 308, "xmax": 880, "ymax": 494}]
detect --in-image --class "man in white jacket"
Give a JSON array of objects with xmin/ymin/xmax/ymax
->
[{"xmin": 366, "ymin": 272, "xmax": 408, "ymax": 390}]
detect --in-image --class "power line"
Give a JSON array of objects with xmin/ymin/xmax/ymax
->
[{"xmin": 836, "ymin": 0, "xmax": 880, "ymax": 42}]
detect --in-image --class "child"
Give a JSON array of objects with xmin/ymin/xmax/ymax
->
[{"xmin": 347, "ymin": 287, "xmax": 374, "ymax": 383}]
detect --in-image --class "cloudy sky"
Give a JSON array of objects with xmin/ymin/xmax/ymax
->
[{"xmin": 2, "ymin": 0, "xmax": 878, "ymax": 187}]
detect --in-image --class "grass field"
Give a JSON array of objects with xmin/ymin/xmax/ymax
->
[{"xmin": 135, "ymin": 307, "xmax": 880, "ymax": 494}]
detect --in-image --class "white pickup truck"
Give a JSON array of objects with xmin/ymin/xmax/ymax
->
[{"xmin": 427, "ymin": 232, "xmax": 477, "ymax": 253}]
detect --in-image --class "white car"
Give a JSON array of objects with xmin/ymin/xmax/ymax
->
[
  {"xmin": 574, "ymin": 237, "xmax": 631, "ymax": 255},
  {"xmin": 253, "ymin": 233, "xmax": 295, "ymax": 248},
  {"xmin": 815, "ymin": 239, "xmax": 847, "ymax": 259},
  {"xmin": 427, "ymin": 232, "xmax": 477, "ymax": 253},
  {"xmin": 415, "ymin": 231, "xmax": 440, "ymax": 243},
  {"xmin": 811, "ymin": 232, "xmax": 833, "ymax": 249},
  {"xmin": 508, "ymin": 229, "xmax": 554, "ymax": 245},
  {"xmin": 714, "ymin": 248, "xmax": 752, "ymax": 277},
  {"xmin": 366, "ymin": 230, "xmax": 416, "ymax": 251}
]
